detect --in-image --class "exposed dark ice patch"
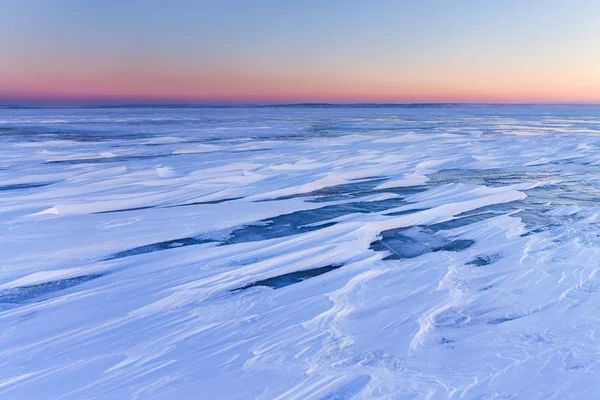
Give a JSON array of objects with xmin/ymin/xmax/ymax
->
[
  {"xmin": 384, "ymin": 207, "xmax": 429, "ymax": 216},
  {"xmin": 45, "ymin": 154, "xmax": 174, "ymax": 165},
  {"xmin": 424, "ymin": 167, "xmax": 600, "ymax": 236},
  {"xmin": 269, "ymin": 178, "xmax": 425, "ymax": 204},
  {"xmin": 425, "ymin": 198, "xmax": 552, "ymax": 236},
  {"xmin": 233, "ymin": 265, "xmax": 342, "ymax": 291},
  {"xmin": 0, "ymin": 128, "xmax": 108, "ymax": 142},
  {"xmin": 487, "ymin": 315, "xmax": 522, "ymax": 325},
  {"xmin": 50, "ymin": 132, "xmax": 110, "ymax": 142},
  {"xmin": 271, "ymin": 178, "xmax": 388, "ymax": 202},
  {"xmin": 105, "ymin": 237, "xmax": 215, "ymax": 260},
  {"xmin": 166, "ymin": 197, "xmax": 243, "ymax": 208},
  {"xmin": 427, "ymin": 212, "xmax": 500, "ymax": 232},
  {"xmin": 95, "ymin": 198, "xmax": 244, "ymax": 213},
  {"xmin": 0, "ymin": 274, "xmax": 102, "ymax": 305},
  {"xmin": 0, "ymin": 182, "xmax": 54, "ymax": 191},
  {"xmin": 378, "ymin": 185, "xmax": 429, "ymax": 198},
  {"xmin": 224, "ymin": 198, "xmax": 407, "ymax": 245},
  {"xmin": 94, "ymin": 206, "xmax": 156, "ymax": 214},
  {"xmin": 370, "ymin": 226, "xmax": 474, "ymax": 261},
  {"xmin": 370, "ymin": 227, "xmax": 443, "ymax": 260},
  {"xmin": 467, "ymin": 254, "xmax": 501, "ymax": 267},
  {"xmin": 435, "ymin": 240, "xmax": 475, "ymax": 252},
  {"xmin": 103, "ymin": 198, "xmax": 409, "ymax": 260},
  {"xmin": 349, "ymin": 176, "xmax": 382, "ymax": 181},
  {"xmin": 520, "ymin": 227, "xmax": 548, "ymax": 237},
  {"xmin": 427, "ymin": 168, "xmax": 554, "ymax": 188},
  {"xmin": 223, "ymin": 220, "xmax": 337, "ymax": 246}
]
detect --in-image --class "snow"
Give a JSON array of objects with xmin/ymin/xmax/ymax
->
[{"xmin": 2, "ymin": 105, "xmax": 600, "ymax": 399}]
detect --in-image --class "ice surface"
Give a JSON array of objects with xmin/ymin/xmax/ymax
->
[
  {"xmin": 2, "ymin": 105, "xmax": 600, "ymax": 398},
  {"xmin": 0, "ymin": 274, "xmax": 102, "ymax": 305},
  {"xmin": 233, "ymin": 265, "xmax": 342, "ymax": 291}
]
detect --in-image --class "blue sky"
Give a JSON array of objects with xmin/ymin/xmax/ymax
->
[{"xmin": 2, "ymin": 0, "xmax": 600, "ymax": 103}]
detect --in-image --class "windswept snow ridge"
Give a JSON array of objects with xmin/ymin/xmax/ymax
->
[{"xmin": 2, "ymin": 105, "xmax": 600, "ymax": 399}]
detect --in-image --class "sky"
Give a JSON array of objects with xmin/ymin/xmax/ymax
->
[{"xmin": 1, "ymin": 0, "xmax": 600, "ymax": 104}]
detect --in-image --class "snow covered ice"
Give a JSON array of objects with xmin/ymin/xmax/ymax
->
[{"xmin": 2, "ymin": 105, "xmax": 600, "ymax": 398}]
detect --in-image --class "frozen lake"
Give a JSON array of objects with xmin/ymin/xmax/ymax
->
[{"xmin": 2, "ymin": 105, "xmax": 600, "ymax": 398}]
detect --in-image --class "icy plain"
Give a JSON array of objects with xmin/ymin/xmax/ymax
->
[{"xmin": 2, "ymin": 105, "xmax": 600, "ymax": 399}]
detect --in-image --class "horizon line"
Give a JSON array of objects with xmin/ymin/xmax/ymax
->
[{"xmin": 2, "ymin": 101, "xmax": 600, "ymax": 109}]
